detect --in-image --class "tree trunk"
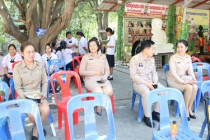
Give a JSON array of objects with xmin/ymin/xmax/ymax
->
[
  {"xmin": 96, "ymin": 11, "xmax": 108, "ymax": 40},
  {"xmin": 0, "ymin": 0, "xmax": 77, "ymax": 54}
]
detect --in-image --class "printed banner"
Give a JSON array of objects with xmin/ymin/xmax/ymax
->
[
  {"xmin": 125, "ymin": 2, "xmax": 168, "ymax": 17},
  {"xmin": 125, "ymin": 3, "xmax": 145, "ymax": 15}
]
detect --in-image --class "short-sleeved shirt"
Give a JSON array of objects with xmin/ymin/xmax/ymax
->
[
  {"xmin": 34, "ymin": 52, "xmax": 42, "ymax": 62},
  {"xmin": 79, "ymin": 37, "xmax": 88, "ymax": 55},
  {"xmin": 41, "ymin": 53, "xmax": 57, "ymax": 70},
  {"xmin": 106, "ymin": 35, "xmax": 116, "ymax": 55},
  {"xmin": 64, "ymin": 37, "xmax": 79, "ymax": 52},
  {"xmin": 168, "ymin": 54, "xmax": 195, "ymax": 84},
  {"xmin": 13, "ymin": 61, "xmax": 48, "ymax": 99},
  {"xmin": 2, "ymin": 53, "xmax": 22, "ymax": 73},
  {"xmin": 62, "ymin": 49, "xmax": 73, "ymax": 64},
  {"xmin": 129, "ymin": 52, "xmax": 158, "ymax": 85},
  {"xmin": 79, "ymin": 53, "xmax": 112, "ymax": 91},
  {"xmin": 56, "ymin": 51, "xmax": 63, "ymax": 59}
]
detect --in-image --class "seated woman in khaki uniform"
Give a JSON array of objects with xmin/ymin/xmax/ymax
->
[
  {"xmin": 13, "ymin": 43, "xmax": 50, "ymax": 140},
  {"xmin": 79, "ymin": 38, "xmax": 113, "ymax": 116},
  {"xmin": 168, "ymin": 40, "xmax": 197, "ymax": 121},
  {"xmin": 130, "ymin": 40, "xmax": 164, "ymax": 128}
]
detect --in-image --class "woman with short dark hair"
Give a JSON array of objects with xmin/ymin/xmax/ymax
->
[
  {"xmin": 103, "ymin": 27, "xmax": 116, "ymax": 80},
  {"xmin": 13, "ymin": 42, "xmax": 50, "ymax": 140},
  {"xmin": 79, "ymin": 37, "xmax": 113, "ymax": 116},
  {"xmin": 2, "ymin": 44, "xmax": 22, "ymax": 88}
]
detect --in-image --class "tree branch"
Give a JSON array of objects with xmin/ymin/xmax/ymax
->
[
  {"xmin": 41, "ymin": 0, "xmax": 53, "ymax": 28},
  {"xmin": 40, "ymin": 0, "xmax": 75, "ymax": 53},
  {"xmin": 26, "ymin": 0, "xmax": 39, "ymax": 29},
  {"xmin": 51, "ymin": 0, "xmax": 64, "ymax": 22},
  {"xmin": 0, "ymin": 0, "xmax": 27, "ymax": 43}
]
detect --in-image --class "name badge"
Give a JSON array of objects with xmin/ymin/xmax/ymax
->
[
  {"xmin": 139, "ymin": 63, "xmax": 143, "ymax": 67},
  {"xmin": 89, "ymin": 58, "xmax": 93, "ymax": 60}
]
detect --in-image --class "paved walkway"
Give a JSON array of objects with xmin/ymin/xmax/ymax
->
[{"xmin": 24, "ymin": 64, "xmax": 207, "ymax": 140}]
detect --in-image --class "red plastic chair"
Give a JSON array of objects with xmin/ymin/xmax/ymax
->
[
  {"xmin": 72, "ymin": 56, "xmax": 83, "ymax": 88},
  {"xmin": 86, "ymin": 90, "xmax": 116, "ymax": 114},
  {"xmin": 12, "ymin": 61, "xmax": 22, "ymax": 70},
  {"xmin": 11, "ymin": 61, "xmax": 22, "ymax": 99},
  {"xmin": 50, "ymin": 71, "xmax": 82, "ymax": 140}
]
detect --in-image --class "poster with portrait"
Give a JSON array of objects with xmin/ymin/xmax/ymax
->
[{"xmin": 124, "ymin": 17, "xmax": 168, "ymax": 46}]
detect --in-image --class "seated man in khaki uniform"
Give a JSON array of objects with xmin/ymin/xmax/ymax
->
[{"xmin": 130, "ymin": 40, "xmax": 164, "ymax": 128}]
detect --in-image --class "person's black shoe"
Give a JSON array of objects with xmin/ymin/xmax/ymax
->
[
  {"xmin": 107, "ymin": 76, "xmax": 113, "ymax": 80},
  {"xmin": 187, "ymin": 117, "xmax": 190, "ymax": 121},
  {"xmin": 189, "ymin": 114, "xmax": 196, "ymax": 119},
  {"xmin": 152, "ymin": 111, "xmax": 160, "ymax": 122},
  {"xmin": 31, "ymin": 136, "xmax": 38, "ymax": 140},
  {"xmin": 143, "ymin": 116, "xmax": 156, "ymax": 128}
]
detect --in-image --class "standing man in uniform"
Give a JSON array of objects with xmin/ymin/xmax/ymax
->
[{"xmin": 130, "ymin": 40, "xmax": 164, "ymax": 128}]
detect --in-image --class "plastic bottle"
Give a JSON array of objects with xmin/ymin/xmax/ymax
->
[{"xmin": 171, "ymin": 121, "xmax": 177, "ymax": 138}]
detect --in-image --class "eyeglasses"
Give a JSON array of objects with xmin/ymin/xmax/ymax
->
[{"xmin": 10, "ymin": 58, "xmax": 15, "ymax": 63}]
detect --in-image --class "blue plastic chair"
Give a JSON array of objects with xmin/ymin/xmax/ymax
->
[
  {"xmin": 199, "ymin": 80, "xmax": 210, "ymax": 139},
  {"xmin": 131, "ymin": 89, "xmax": 143, "ymax": 122},
  {"xmin": 147, "ymin": 88, "xmax": 202, "ymax": 140},
  {"xmin": 9, "ymin": 77, "xmax": 56, "ymax": 137},
  {"xmin": 0, "ymin": 99, "xmax": 45, "ymax": 140},
  {"xmin": 0, "ymin": 80, "xmax": 10, "ymax": 140},
  {"xmin": 67, "ymin": 93, "xmax": 116, "ymax": 140},
  {"xmin": 163, "ymin": 64, "xmax": 182, "ymax": 117},
  {"xmin": 47, "ymin": 59, "xmax": 66, "ymax": 98},
  {"xmin": 0, "ymin": 118, "xmax": 9, "ymax": 140},
  {"xmin": 0, "ymin": 80, "xmax": 9, "ymax": 101},
  {"xmin": 192, "ymin": 62, "xmax": 210, "ymax": 112},
  {"xmin": 9, "ymin": 78, "xmax": 16, "ymax": 100}
]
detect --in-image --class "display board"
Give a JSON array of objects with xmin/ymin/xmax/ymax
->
[{"xmin": 123, "ymin": 17, "xmax": 168, "ymax": 46}]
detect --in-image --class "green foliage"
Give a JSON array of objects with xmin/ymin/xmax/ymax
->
[
  {"xmin": 59, "ymin": 1, "xmax": 118, "ymax": 41},
  {"xmin": 167, "ymin": 6, "xmax": 176, "ymax": 44}
]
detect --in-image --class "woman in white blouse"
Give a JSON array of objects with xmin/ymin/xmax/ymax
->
[
  {"xmin": 42, "ymin": 43, "xmax": 57, "ymax": 74},
  {"xmin": 103, "ymin": 28, "xmax": 116, "ymax": 80},
  {"xmin": 76, "ymin": 32, "xmax": 88, "ymax": 55},
  {"xmin": 2, "ymin": 44, "xmax": 22, "ymax": 88}
]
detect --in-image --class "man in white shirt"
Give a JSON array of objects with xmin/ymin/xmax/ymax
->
[
  {"xmin": 76, "ymin": 32, "xmax": 88, "ymax": 55},
  {"xmin": 64, "ymin": 31, "xmax": 79, "ymax": 57}
]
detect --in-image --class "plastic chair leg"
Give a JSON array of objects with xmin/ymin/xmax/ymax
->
[
  {"xmin": 195, "ymin": 88, "xmax": 202, "ymax": 113},
  {"xmin": 111, "ymin": 95, "xmax": 115, "ymax": 114},
  {"xmin": 170, "ymin": 100, "xmax": 175, "ymax": 106},
  {"xmin": 199, "ymin": 118, "xmax": 207, "ymax": 138},
  {"xmin": 131, "ymin": 92, "xmax": 136, "ymax": 110},
  {"xmin": 5, "ymin": 121, "xmax": 11, "ymax": 139},
  {"xmin": 58, "ymin": 109, "xmax": 62, "ymax": 129},
  {"xmin": 137, "ymin": 95, "xmax": 143, "ymax": 122},
  {"xmin": 48, "ymin": 110, "xmax": 56, "ymax": 137},
  {"xmin": 64, "ymin": 111, "xmax": 70, "ymax": 140},
  {"xmin": 73, "ymin": 111, "xmax": 79, "ymax": 125},
  {"xmin": 175, "ymin": 102, "xmax": 180, "ymax": 118}
]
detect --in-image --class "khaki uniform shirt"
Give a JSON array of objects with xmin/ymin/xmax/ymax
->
[
  {"xmin": 79, "ymin": 53, "xmax": 112, "ymax": 91},
  {"xmin": 168, "ymin": 54, "xmax": 195, "ymax": 84},
  {"xmin": 13, "ymin": 61, "xmax": 48, "ymax": 99},
  {"xmin": 129, "ymin": 53, "xmax": 158, "ymax": 85}
]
